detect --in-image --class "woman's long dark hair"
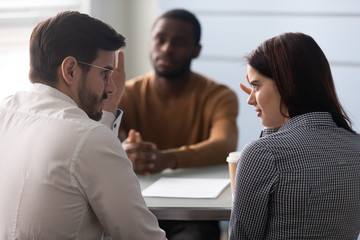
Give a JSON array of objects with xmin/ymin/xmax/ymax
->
[{"xmin": 246, "ymin": 32, "xmax": 355, "ymax": 133}]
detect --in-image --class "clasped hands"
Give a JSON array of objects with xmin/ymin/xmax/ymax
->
[{"xmin": 122, "ymin": 129, "xmax": 176, "ymax": 175}]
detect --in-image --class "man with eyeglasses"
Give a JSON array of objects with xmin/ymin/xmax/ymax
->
[{"xmin": 0, "ymin": 11, "xmax": 166, "ymax": 239}]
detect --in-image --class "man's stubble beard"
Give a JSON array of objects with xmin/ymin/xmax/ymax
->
[
  {"xmin": 154, "ymin": 58, "xmax": 192, "ymax": 80},
  {"xmin": 78, "ymin": 73, "xmax": 104, "ymax": 121}
]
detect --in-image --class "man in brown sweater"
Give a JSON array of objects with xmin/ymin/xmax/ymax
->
[{"xmin": 118, "ymin": 9, "xmax": 239, "ymax": 240}]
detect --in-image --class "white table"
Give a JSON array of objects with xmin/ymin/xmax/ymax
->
[{"xmin": 137, "ymin": 164, "xmax": 232, "ymax": 220}]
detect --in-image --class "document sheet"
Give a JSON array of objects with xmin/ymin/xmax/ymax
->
[{"xmin": 142, "ymin": 177, "xmax": 230, "ymax": 198}]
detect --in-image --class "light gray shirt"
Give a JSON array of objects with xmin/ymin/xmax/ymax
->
[{"xmin": 0, "ymin": 83, "xmax": 166, "ymax": 240}]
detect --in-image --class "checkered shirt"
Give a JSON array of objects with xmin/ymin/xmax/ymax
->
[{"xmin": 229, "ymin": 112, "xmax": 360, "ymax": 240}]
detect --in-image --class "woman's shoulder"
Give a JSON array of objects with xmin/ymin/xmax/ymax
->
[{"xmin": 240, "ymin": 130, "xmax": 290, "ymax": 162}]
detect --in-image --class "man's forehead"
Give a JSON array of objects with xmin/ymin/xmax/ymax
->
[
  {"xmin": 152, "ymin": 18, "xmax": 194, "ymax": 38},
  {"xmin": 153, "ymin": 18, "xmax": 192, "ymax": 31},
  {"xmin": 92, "ymin": 50, "xmax": 114, "ymax": 65}
]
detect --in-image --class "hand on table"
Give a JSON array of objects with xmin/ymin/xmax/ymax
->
[
  {"xmin": 103, "ymin": 50, "xmax": 125, "ymax": 116},
  {"xmin": 122, "ymin": 129, "xmax": 177, "ymax": 175}
]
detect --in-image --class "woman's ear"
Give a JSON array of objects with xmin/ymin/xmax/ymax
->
[{"xmin": 61, "ymin": 56, "xmax": 78, "ymax": 85}]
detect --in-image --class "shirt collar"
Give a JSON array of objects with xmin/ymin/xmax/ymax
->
[
  {"xmin": 30, "ymin": 83, "xmax": 77, "ymax": 106},
  {"xmin": 279, "ymin": 112, "xmax": 337, "ymax": 132}
]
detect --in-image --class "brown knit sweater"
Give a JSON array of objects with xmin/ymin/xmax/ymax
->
[{"xmin": 118, "ymin": 71, "xmax": 239, "ymax": 168}]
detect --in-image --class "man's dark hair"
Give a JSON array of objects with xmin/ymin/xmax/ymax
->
[
  {"xmin": 156, "ymin": 9, "xmax": 201, "ymax": 45},
  {"xmin": 29, "ymin": 11, "xmax": 126, "ymax": 85}
]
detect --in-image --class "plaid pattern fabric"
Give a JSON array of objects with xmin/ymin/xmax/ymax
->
[{"xmin": 229, "ymin": 112, "xmax": 360, "ymax": 240}]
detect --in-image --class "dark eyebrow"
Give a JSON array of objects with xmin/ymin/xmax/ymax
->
[
  {"xmin": 154, "ymin": 32, "xmax": 189, "ymax": 42},
  {"xmin": 153, "ymin": 32, "xmax": 166, "ymax": 39}
]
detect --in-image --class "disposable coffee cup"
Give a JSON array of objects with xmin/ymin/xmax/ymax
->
[{"xmin": 226, "ymin": 152, "xmax": 241, "ymax": 194}]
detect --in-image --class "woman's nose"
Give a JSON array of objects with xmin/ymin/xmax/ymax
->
[{"xmin": 247, "ymin": 90, "xmax": 256, "ymax": 106}]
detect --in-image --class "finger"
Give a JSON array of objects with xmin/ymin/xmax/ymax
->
[
  {"xmin": 240, "ymin": 83, "xmax": 252, "ymax": 95},
  {"xmin": 134, "ymin": 132, "xmax": 143, "ymax": 143},
  {"xmin": 128, "ymin": 129, "xmax": 136, "ymax": 143},
  {"xmin": 109, "ymin": 50, "xmax": 125, "ymax": 95},
  {"xmin": 113, "ymin": 52, "xmax": 117, "ymax": 70},
  {"xmin": 123, "ymin": 143, "xmax": 138, "ymax": 152},
  {"xmin": 136, "ymin": 150, "xmax": 155, "ymax": 160},
  {"xmin": 116, "ymin": 50, "xmax": 125, "ymax": 72},
  {"xmin": 110, "ymin": 53, "xmax": 118, "ymax": 93},
  {"xmin": 246, "ymin": 74, "xmax": 251, "ymax": 85},
  {"xmin": 137, "ymin": 141, "xmax": 157, "ymax": 153},
  {"xmin": 133, "ymin": 159, "xmax": 155, "ymax": 175}
]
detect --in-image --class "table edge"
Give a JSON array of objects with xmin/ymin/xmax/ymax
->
[{"xmin": 149, "ymin": 206, "xmax": 231, "ymax": 221}]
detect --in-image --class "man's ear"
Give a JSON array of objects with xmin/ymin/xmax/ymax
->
[
  {"xmin": 61, "ymin": 56, "xmax": 78, "ymax": 85},
  {"xmin": 192, "ymin": 44, "xmax": 202, "ymax": 59}
]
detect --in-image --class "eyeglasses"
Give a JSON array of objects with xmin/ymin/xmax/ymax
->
[{"xmin": 77, "ymin": 60, "xmax": 114, "ymax": 83}]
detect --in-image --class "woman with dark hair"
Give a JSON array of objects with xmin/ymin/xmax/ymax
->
[{"xmin": 229, "ymin": 32, "xmax": 360, "ymax": 239}]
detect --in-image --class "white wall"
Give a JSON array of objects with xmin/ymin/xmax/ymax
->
[
  {"xmin": 158, "ymin": 0, "xmax": 360, "ymax": 150},
  {"xmin": 90, "ymin": 0, "xmax": 160, "ymax": 79},
  {"xmin": 0, "ymin": 0, "xmax": 91, "ymax": 100}
]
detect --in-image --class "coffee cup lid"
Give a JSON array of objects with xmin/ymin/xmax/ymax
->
[{"xmin": 226, "ymin": 151, "xmax": 241, "ymax": 163}]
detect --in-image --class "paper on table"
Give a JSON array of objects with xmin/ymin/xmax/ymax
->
[{"xmin": 142, "ymin": 177, "xmax": 230, "ymax": 199}]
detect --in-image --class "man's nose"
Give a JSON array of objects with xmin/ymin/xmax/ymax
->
[{"xmin": 160, "ymin": 41, "xmax": 173, "ymax": 53}]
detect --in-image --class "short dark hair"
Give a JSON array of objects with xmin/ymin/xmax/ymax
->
[
  {"xmin": 156, "ymin": 9, "xmax": 201, "ymax": 45},
  {"xmin": 29, "ymin": 11, "xmax": 126, "ymax": 85},
  {"xmin": 246, "ymin": 32, "xmax": 355, "ymax": 133}
]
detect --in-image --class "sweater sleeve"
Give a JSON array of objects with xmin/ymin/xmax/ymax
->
[{"xmin": 170, "ymin": 86, "xmax": 239, "ymax": 168}]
